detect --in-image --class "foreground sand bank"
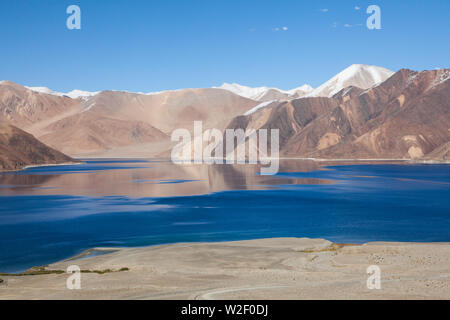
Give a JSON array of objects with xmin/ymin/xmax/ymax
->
[{"xmin": 1, "ymin": 238, "xmax": 450, "ymax": 300}]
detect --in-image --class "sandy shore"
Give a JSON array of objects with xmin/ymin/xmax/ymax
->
[{"xmin": 1, "ymin": 238, "xmax": 450, "ymax": 300}]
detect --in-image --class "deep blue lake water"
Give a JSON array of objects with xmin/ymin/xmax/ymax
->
[{"xmin": 0, "ymin": 159, "xmax": 449, "ymax": 273}]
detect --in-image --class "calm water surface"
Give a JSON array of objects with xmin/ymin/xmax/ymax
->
[{"xmin": 0, "ymin": 159, "xmax": 449, "ymax": 273}]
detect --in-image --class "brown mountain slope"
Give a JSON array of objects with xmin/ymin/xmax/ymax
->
[
  {"xmin": 225, "ymin": 69, "xmax": 450, "ymax": 161},
  {"xmin": 255, "ymin": 89, "xmax": 292, "ymax": 102},
  {"xmin": 39, "ymin": 113, "xmax": 168, "ymax": 155},
  {"xmin": 0, "ymin": 81, "xmax": 81, "ymax": 129},
  {"xmin": 309, "ymin": 69, "xmax": 450, "ymax": 159},
  {"xmin": 76, "ymin": 88, "xmax": 258, "ymax": 132},
  {"xmin": 332, "ymin": 86, "xmax": 364, "ymax": 104},
  {"xmin": 0, "ymin": 82, "xmax": 259, "ymax": 157},
  {"xmin": 36, "ymin": 88, "xmax": 258, "ymax": 156},
  {"xmin": 0, "ymin": 123, "xmax": 75, "ymax": 171},
  {"xmin": 225, "ymin": 97, "xmax": 341, "ymax": 153},
  {"xmin": 1, "ymin": 68, "xmax": 448, "ymax": 160},
  {"xmin": 423, "ymin": 142, "xmax": 450, "ymax": 161},
  {"xmin": 258, "ymin": 98, "xmax": 339, "ymax": 150}
]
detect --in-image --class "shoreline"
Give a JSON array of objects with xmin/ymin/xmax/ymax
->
[
  {"xmin": 0, "ymin": 161, "xmax": 84, "ymax": 173},
  {"xmin": 1, "ymin": 158, "xmax": 448, "ymax": 174},
  {"xmin": 1, "ymin": 237, "xmax": 450, "ymax": 299},
  {"xmin": 22, "ymin": 161, "xmax": 84, "ymax": 170},
  {"xmin": 70, "ymin": 155, "xmax": 450, "ymax": 164},
  {"xmin": 4, "ymin": 236, "xmax": 450, "ymax": 275}
]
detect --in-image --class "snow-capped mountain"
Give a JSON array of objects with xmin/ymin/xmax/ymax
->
[
  {"xmin": 65, "ymin": 89, "xmax": 99, "ymax": 100},
  {"xmin": 24, "ymin": 86, "xmax": 61, "ymax": 96},
  {"xmin": 19, "ymin": 64, "xmax": 393, "ymax": 103},
  {"xmin": 306, "ymin": 64, "xmax": 394, "ymax": 98},
  {"xmin": 2, "ymin": 66, "xmax": 449, "ymax": 161},
  {"xmin": 285, "ymin": 84, "xmax": 314, "ymax": 95},
  {"xmin": 216, "ymin": 83, "xmax": 314, "ymax": 101},
  {"xmin": 216, "ymin": 83, "xmax": 270, "ymax": 100},
  {"xmin": 25, "ymin": 86, "xmax": 99, "ymax": 100},
  {"xmin": 225, "ymin": 68, "xmax": 450, "ymax": 161},
  {"xmin": 216, "ymin": 65, "xmax": 393, "ymax": 101}
]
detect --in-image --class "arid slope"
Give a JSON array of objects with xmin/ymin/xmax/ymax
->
[
  {"xmin": 0, "ymin": 123, "xmax": 75, "ymax": 171},
  {"xmin": 226, "ymin": 69, "xmax": 450, "ymax": 160}
]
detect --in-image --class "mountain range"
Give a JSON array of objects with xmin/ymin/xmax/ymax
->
[
  {"xmin": 226, "ymin": 68, "xmax": 450, "ymax": 160},
  {"xmin": 0, "ymin": 64, "xmax": 449, "ymax": 167}
]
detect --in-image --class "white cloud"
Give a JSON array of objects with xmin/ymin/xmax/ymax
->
[
  {"xmin": 273, "ymin": 26, "xmax": 288, "ymax": 32},
  {"xmin": 355, "ymin": 6, "xmax": 361, "ymax": 10},
  {"xmin": 343, "ymin": 23, "xmax": 363, "ymax": 28},
  {"xmin": 320, "ymin": 8, "xmax": 329, "ymax": 12}
]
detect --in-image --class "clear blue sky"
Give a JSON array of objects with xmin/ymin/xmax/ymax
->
[{"xmin": 0, "ymin": 0, "xmax": 449, "ymax": 92}]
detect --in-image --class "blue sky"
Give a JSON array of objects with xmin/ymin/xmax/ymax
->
[{"xmin": 0, "ymin": 0, "xmax": 449, "ymax": 92}]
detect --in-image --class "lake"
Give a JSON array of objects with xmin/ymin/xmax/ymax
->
[{"xmin": 0, "ymin": 159, "xmax": 449, "ymax": 273}]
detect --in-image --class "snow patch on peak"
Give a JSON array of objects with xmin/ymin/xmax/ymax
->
[
  {"xmin": 307, "ymin": 64, "xmax": 394, "ymax": 98},
  {"xmin": 25, "ymin": 86, "xmax": 99, "ymax": 100},
  {"xmin": 283, "ymin": 84, "xmax": 314, "ymax": 96},
  {"xmin": 82, "ymin": 102, "xmax": 96, "ymax": 113},
  {"xmin": 244, "ymin": 100, "xmax": 277, "ymax": 116},
  {"xmin": 66, "ymin": 90, "xmax": 100, "ymax": 100},
  {"xmin": 25, "ymin": 86, "xmax": 62, "ymax": 96},
  {"xmin": 290, "ymin": 84, "xmax": 314, "ymax": 93},
  {"xmin": 341, "ymin": 86, "xmax": 355, "ymax": 96},
  {"xmin": 146, "ymin": 88, "xmax": 185, "ymax": 96},
  {"xmin": 430, "ymin": 69, "xmax": 450, "ymax": 89},
  {"xmin": 406, "ymin": 72, "xmax": 420, "ymax": 85},
  {"xmin": 217, "ymin": 83, "xmax": 270, "ymax": 100},
  {"xmin": 438, "ymin": 70, "xmax": 450, "ymax": 82},
  {"xmin": 217, "ymin": 83, "xmax": 314, "ymax": 101}
]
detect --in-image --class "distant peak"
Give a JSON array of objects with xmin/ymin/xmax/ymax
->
[
  {"xmin": 306, "ymin": 64, "xmax": 395, "ymax": 98},
  {"xmin": 0, "ymin": 80, "xmax": 18, "ymax": 86},
  {"xmin": 339, "ymin": 64, "xmax": 394, "ymax": 75},
  {"xmin": 24, "ymin": 86, "xmax": 99, "ymax": 100},
  {"xmin": 66, "ymin": 90, "xmax": 100, "ymax": 100},
  {"xmin": 217, "ymin": 82, "xmax": 315, "ymax": 101},
  {"xmin": 299, "ymin": 84, "xmax": 314, "ymax": 91},
  {"xmin": 287, "ymin": 84, "xmax": 314, "ymax": 94}
]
